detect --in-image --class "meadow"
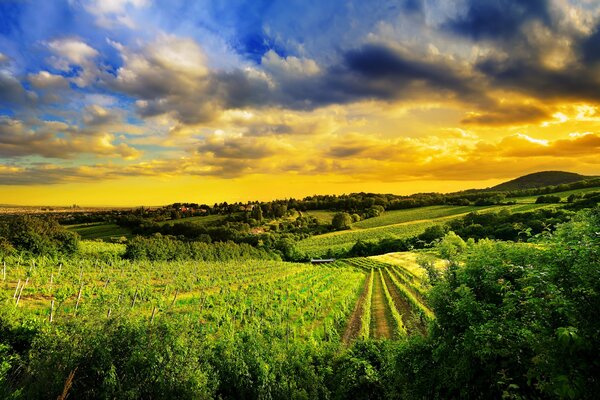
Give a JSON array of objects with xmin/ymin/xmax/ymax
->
[
  {"xmin": 296, "ymin": 204, "xmax": 504, "ymax": 257},
  {"xmin": 67, "ymin": 223, "xmax": 132, "ymax": 241}
]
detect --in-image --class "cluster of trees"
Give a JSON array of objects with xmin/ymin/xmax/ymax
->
[
  {"xmin": 0, "ymin": 208, "xmax": 597, "ymax": 398},
  {"xmin": 124, "ymin": 235, "xmax": 279, "ymax": 262},
  {"xmin": 566, "ymin": 191, "xmax": 600, "ymax": 210},
  {"xmin": 339, "ymin": 208, "xmax": 574, "ymax": 259},
  {"xmin": 536, "ymin": 194, "xmax": 562, "ymax": 203},
  {"xmin": 21, "ymin": 177, "xmax": 600, "ymax": 230},
  {"xmin": 0, "ymin": 216, "xmax": 79, "ymax": 256},
  {"xmin": 447, "ymin": 208, "xmax": 572, "ymax": 241}
]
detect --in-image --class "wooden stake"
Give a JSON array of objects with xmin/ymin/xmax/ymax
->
[
  {"xmin": 107, "ymin": 308, "xmax": 112, "ymax": 318},
  {"xmin": 75, "ymin": 285, "xmax": 83, "ymax": 312},
  {"xmin": 171, "ymin": 289, "xmax": 179, "ymax": 307},
  {"xmin": 13, "ymin": 279, "xmax": 21, "ymax": 299},
  {"xmin": 150, "ymin": 306, "xmax": 157, "ymax": 324},
  {"xmin": 58, "ymin": 263, "xmax": 62, "ymax": 276},
  {"xmin": 131, "ymin": 289, "xmax": 138, "ymax": 308},
  {"xmin": 49, "ymin": 300, "xmax": 54, "ymax": 323},
  {"xmin": 15, "ymin": 277, "xmax": 28, "ymax": 306}
]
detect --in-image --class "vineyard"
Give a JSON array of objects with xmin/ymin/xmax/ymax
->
[
  {"xmin": 339, "ymin": 255, "xmax": 435, "ymax": 340},
  {"xmin": 0, "ymin": 206, "xmax": 597, "ymax": 398},
  {"xmin": 295, "ymin": 204, "xmax": 495, "ymax": 257},
  {"xmin": 0, "ymin": 241, "xmax": 440, "ymax": 346},
  {"xmin": 351, "ymin": 205, "xmax": 489, "ymax": 229},
  {"xmin": 0, "ymin": 247, "xmax": 368, "ymax": 343}
]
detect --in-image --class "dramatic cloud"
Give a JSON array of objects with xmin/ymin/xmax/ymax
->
[
  {"xmin": 0, "ymin": 0, "xmax": 598, "ymax": 204},
  {"xmin": 46, "ymin": 38, "xmax": 101, "ymax": 87},
  {"xmin": 0, "ymin": 116, "xmax": 141, "ymax": 159},
  {"xmin": 446, "ymin": 0, "xmax": 551, "ymax": 40}
]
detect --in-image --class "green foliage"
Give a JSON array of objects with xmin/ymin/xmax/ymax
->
[
  {"xmin": 331, "ymin": 341, "xmax": 389, "ymax": 400},
  {"xmin": 124, "ymin": 235, "xmax": 278, "ymax": 261},
  {"xmin": 435, "ymin": 231, "xmax": 467, "ymax": 260},
  {"xmin": 426, "ymin": 208, "xmax": 600, "ymax": 398},
  {"xmin": 536, "ymin": 194, "xmax": 562, "ymax": 204},
  {"xmin": 447, "ymin": 208, "xmax": 572, "ymax": 242},
  {"xmin": 0, "ymin": 208, "xmax": 599, "ymax": 399},
  {"xmin": 417, "ymin": 224, "xmax": 448, "ymax": 244},
  {"xmin": 0, "ymin": 216, "xmax": 79, "ymax": 257},
  {"xmin": 332, "ymin": 212, "xmax": 352, "ymax": 230}
]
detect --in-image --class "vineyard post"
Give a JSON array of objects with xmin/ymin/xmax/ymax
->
[
  {"xmin": 107, "ymin": 308, "xmax": 112, "ymax": 318},
  {"xmin": 15, "ymin": 277, "xmax": 28, "ymax": 306},
  {"xmin": 49, "ymin": 273, "xmax": 54, "ymax": 291},
  {"xmin": 150, "ymin": 305, "xmax": 157, "ymax": 324},
  {"xmin": 49, "ymin": 300, "xmax": 54, "ymax": 323},
  {"xmin": 131, "ymin": 288, "xmax": 138, "ymax": 308},
  {"xmin": 13, "ymin": 279, "xmax": 21, "ymax": 299},
  {"xmin": 171, "ymin": 289, "xmax": 178, "ymax": 307},
  {"xmin": 58, "ymin": 263, "xmax": 62, "ymax": 276},
  {"xmin": 75, "ymin": 284, "xmax": 83, "ymax": 313}
]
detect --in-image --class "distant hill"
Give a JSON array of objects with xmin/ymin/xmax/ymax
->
[{"xmin": 491, "ymin": 171, "xmax": 593, "ymax": 191}]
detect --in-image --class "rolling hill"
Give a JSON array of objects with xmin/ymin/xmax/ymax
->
[{"xmin": 490, "ymin": 171, "xmax": 593, "ymax": 191}]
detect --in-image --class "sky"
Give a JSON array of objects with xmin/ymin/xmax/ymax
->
[{"xmin": 0, "ymin": 0, "xmax": 600, "ymax": 206}]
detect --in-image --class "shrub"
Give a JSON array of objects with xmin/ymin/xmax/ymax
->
[{"xmin": 0, "ymin": 216, "xmax": 79, "ymax": 256}]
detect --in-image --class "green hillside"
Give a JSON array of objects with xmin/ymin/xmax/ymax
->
[{"xmin": 491, "ymin": 171, "xmax": 592, "ymax": 191}]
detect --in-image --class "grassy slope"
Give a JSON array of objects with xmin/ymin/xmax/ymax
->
[
  {"xmin": 296, "ymin": 206, "xmax": 499, "ymax": 257},
  {"xmin": 68, "ymin": 223, "xmax": 132, "ymax": 240},
  {"xmin": 157, "ymin": 214, "xmax": 227, "ymax": 226},
  {"xmin": 353, "ymin": 205, "xmax": 489, "ymax": 229},
  {"xmin": 294, "ymin": 191, "xmax": 589, "ymax": 257},
  {"xmin": 508, "ymin": 186, "xmax": 600, "ymax": 203},
  {"xmin": 303, "ymin": 210, "xmax": 336, "ymax": 224}
]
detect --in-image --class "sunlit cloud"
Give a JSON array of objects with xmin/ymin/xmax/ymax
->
[{"xmin": 0, "ymin": 0, "xmax": 598, "ymax": 204}]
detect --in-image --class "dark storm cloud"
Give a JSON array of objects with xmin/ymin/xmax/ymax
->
[
  {"xmin": 461, "ymin": 104, "xmax": 550, "ymax": 126},
  {"xmin": 108, "ymin": 38, "xmax": 490, "ymax": 125},
  {"xmin": 476, "ymin": 57, "xmax": 600, "ymax": 102},
  {"xmin": 445, "ymin": 0, "xmax": 551, "ymax": 40},
  {"xmin": 341, "ymin": 44, "xmax": 483, "ymax": 101},
  {"xmin": 580, "ymin": 26, "xmax": 600, "ymax": 64},
  {"xmin": 0, "ymin": 70, "xmax": 36, "ymax": 107}
]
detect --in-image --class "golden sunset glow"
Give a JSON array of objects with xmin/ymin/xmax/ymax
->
[{"xmin": 1, "ymin": 1, "xmax": 599, "ymax": 205}]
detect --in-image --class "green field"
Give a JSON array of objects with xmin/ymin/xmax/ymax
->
[
  {"xmin": 67, "ymin": 223, "xmax": 132, "ymax": 241},
  {"xmin": 352, "ymin": 205, "xmax": 491, "ymax": 229},
  {"xmin": 157, "ymin": 213, "xmax": 228, "ymax": 226},
  {"xmin": 2, "ymin": 249, "xmax": 364, "ymax": 342},
  {"xmin": 297, "ymin": 205, "xmax": 504, "ymax": 257},
  {"xmin": 508, "ymin": 186, "xmax": 600, "ymax": 203},
  {"xmin": 303, "ymin": 210, "xmax": 336, "ymax": 224}
]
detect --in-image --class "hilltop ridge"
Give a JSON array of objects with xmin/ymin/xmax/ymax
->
[{"xmin": 490, "ymin": 171, "xmax": 593, "ymax": 191}]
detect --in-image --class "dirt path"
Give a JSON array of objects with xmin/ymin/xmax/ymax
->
[
  {"xmin": 382, "ymin": 268, "xmax": 426, "ymax": 335},
  {"xmin": 342, "ymin": 273, "xmax": 369, "ymax": 344},
  {"xmin": 370, "ymin": 270, "xmax": 393, "ymax": 339}
]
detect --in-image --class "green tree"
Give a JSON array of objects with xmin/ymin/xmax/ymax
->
[
  {"xmin": 251, "ymin": 205, "xmax": 263, "ymax": 223},
  {"xmin": 332, "ymin": 212, "xmax": 352, "ymax": 230}
]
